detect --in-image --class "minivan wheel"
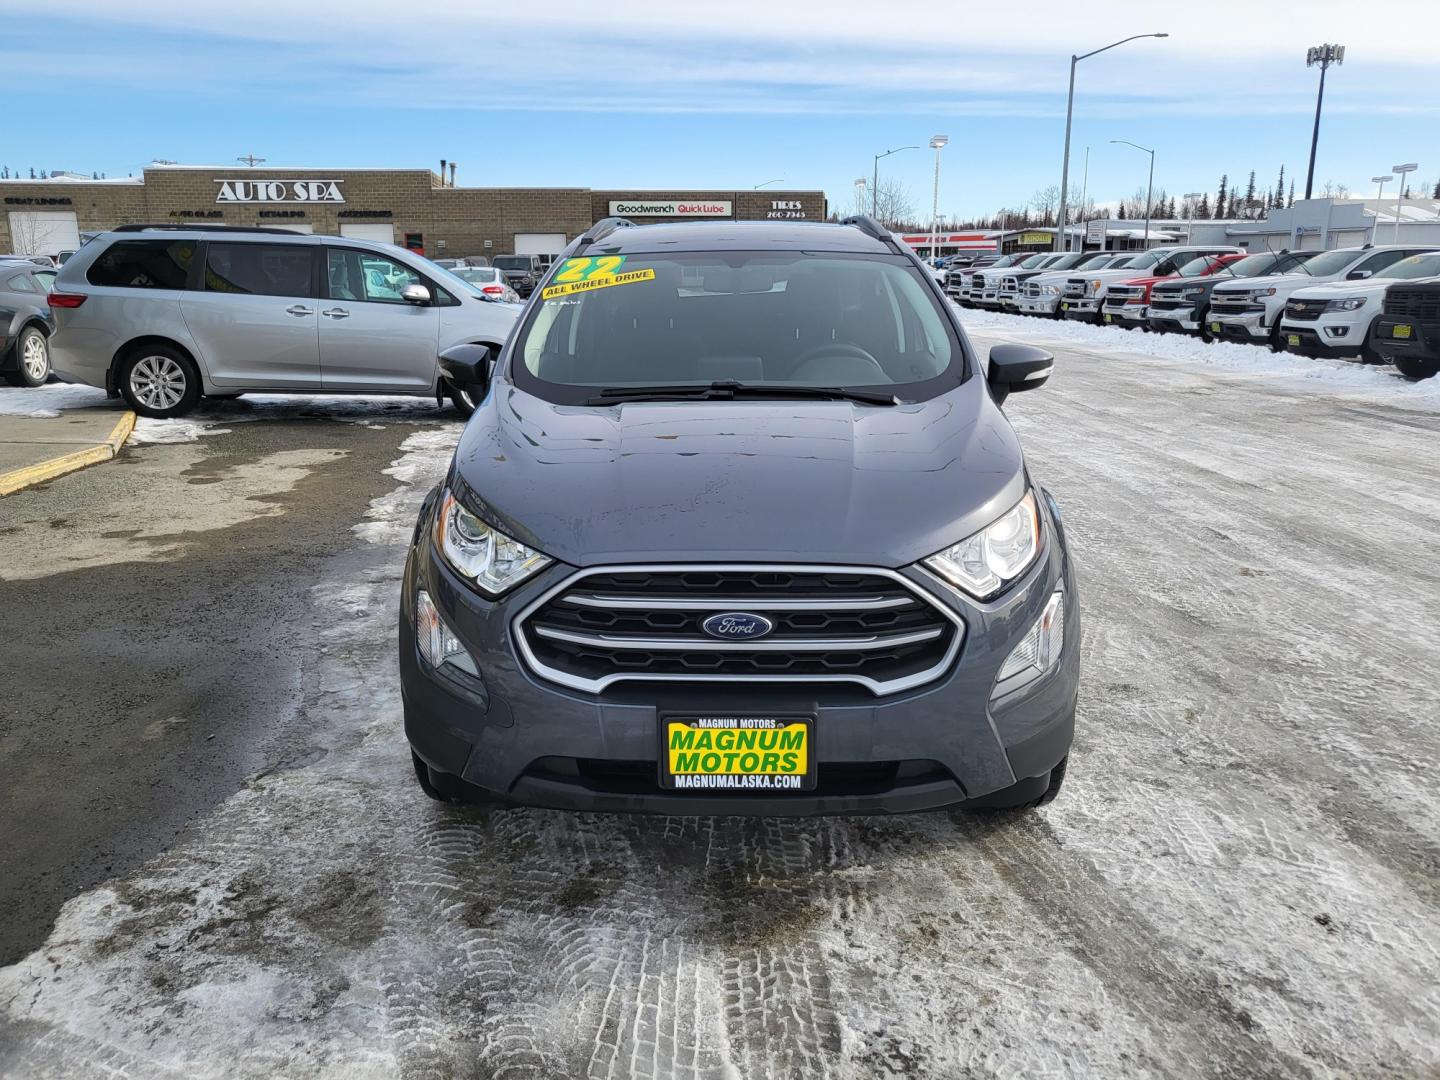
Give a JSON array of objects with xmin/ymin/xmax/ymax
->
[
  {"xmin": 448, "ymin": 384, "xmax": 479, "ymax": 417},
  {"xmin": 1394, "ymin": 356, "xmax": 1440, "ymax": 381},
  {"xmin": 5, "ymin": 326, "xmax": 51, "ymax": 387},
  {"xmin": 119, "ymin": 347, "xmax": 202, "ymax": 418},
  {"xmin": 965, "ymin": 755, "xmax": 1068, "ymax": 811}
]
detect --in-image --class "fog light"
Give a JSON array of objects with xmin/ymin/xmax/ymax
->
[
  {"xmin": 1325, "ymin": 326, "xmax": 1349, "ymax": 338},
  {"xmin": 416, "ymin": 589, "xmax": 479, "ymax": 677},
  {"xmin": 994, "ymin": 589, "xmax": 1065, "ymax": 694}
]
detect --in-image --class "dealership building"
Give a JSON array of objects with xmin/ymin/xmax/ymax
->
[{"xmin": 0, "ymin": 164, "xmax": 828, "ymax": 259}]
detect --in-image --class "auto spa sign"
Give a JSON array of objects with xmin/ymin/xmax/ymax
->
[
  {"xmin": 608, "ymin": 199, "xmax": 732, "ymax": 218},
  {"xmin": 215, "ymin": 179, "xmax": 346, "ymax": 204}
]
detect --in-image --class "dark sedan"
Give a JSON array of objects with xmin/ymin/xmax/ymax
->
[{"xmin": 0, "ymin": 261, "xmax": 57, "ymax": 386}]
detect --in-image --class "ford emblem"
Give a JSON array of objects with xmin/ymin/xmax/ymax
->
[{"xmin": 701, "ymin": 612, "xmax": 774, "ymax": 640}]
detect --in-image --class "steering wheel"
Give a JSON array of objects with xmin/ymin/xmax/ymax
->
[{"xmin": 787, "ymin": 342, "xmax": 888, "ymax": 384}]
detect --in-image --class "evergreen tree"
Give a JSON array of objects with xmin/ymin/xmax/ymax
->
[
  {"xmin": 1274, "ymin": 165, "xmax": 1286, "ymax": 209},
  {"xmin": 1433, "ymin": 179, "xmax": 1440, "ymax": 198},
  {"xmin": 1216, "ymin": 175, "xmax": 1229, "ymax": 218},
  {"xmin": 1243, "ymin": 170, "xmax": 1257, "ymax": 209},
  {"xmin": 28, "ymin": 167, "xmax": 35, "ymax": 178},
  {"xmin": 1118, "ymin": 201, "xmax": 1129, "ymax": 220},
  {"xmin": 1198, "ymin": 193, "xmax": 1211, "ymax": 218},
  {"xmin": 1288, "ymin": 180, "xmax": 1295, "ymax": 207}
]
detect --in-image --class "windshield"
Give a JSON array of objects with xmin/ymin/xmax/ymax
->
[
  {"xmin": 1018, "ymin": 254, "xmax": 1051, "ymax": 268},
  {"xmin": 1294, "ymin": 249, "xmax": 1363, "ymax": 277},
  {"xmin": 493, "ymin": 256, "xmax": 532, "ymax": 271},
  {"xmin": 1122, "ymin": 251, "xmax": 1164, "ymax": 271},
  {"xmin": 1378, "ymin": 253, "xmax": 1440, "ymax": 280},
  {"xmin": 512, "ymin": 251, "xmax": 963, "ymax": 403},
  {"xmin": 1176, "ymin": 256, "xmax": 1220, "ymax": 278},
  {"xmin": 1076, "ymin": 253, "xmax": 1114, "ymax": 269}
]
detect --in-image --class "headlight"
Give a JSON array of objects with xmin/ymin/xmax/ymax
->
[
  {"xmin": 1324, "ymin": 297, "xmax": 1367, "ymax": 311},
  {"xmin": 923, "ymin": 491, "xmax": 1041, "ymax": 600},
  {"xmin": 1043, "ymin": 284, "xmax": 1061, "ymax": 295},
  {"xmin": 435, "ymin": 489, "xmax": 552, "ymax": 597},
  {"xmin": 1251, "ymin": 287, "xmax": 1277, "ymax": 298},
  {"xmin": 1087, "ymin": 279, "xmax": 1103, "ymax": 294},
  {"xmin": 415, "ymin": 588, "xmax": 479, "ymax": 676},
  {"xmin": 1182, "ymin": 287, "xmax": 1205, "ymax": 297}
]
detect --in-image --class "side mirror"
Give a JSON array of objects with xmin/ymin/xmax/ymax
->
[
  {"xmin": 1346, "ymin": 269, "xmax": 1373, "ymax": 280},
  {"xmin": 402, "ymin": 283, "xmax": 432, "ymax": 304},
  {"xmin": 987, "ymin": 343, "xmax": 1054, "ymax": 406},
  {"xmin": 439, "ymin": 343, "xmax": 497, "ymax": 396}
]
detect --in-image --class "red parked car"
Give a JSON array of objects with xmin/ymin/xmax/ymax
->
[{"xmin": 1100, "ymin": 253, "xmax": 1249, "ymax": 329}]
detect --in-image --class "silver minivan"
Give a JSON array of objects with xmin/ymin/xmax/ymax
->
[{"xmin": 47, "ymin": 225, "xmax": 521, "ymax": 417}]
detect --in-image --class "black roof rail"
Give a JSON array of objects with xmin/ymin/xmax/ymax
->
[
  {"xmin": 578, "ymin": 216, "xmax": 636, "ymax": 247},
  {"xmin": 109, "ymin": 223, "xmax": 312, "ymax": 236},
  {"xmin": 839, "ymin": 214, "xmax": 902, "ymax": 253}
]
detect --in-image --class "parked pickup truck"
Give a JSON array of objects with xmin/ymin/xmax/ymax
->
[
  {"xmin": 973, "ymin": 253, "xmax": 1068, "ymax": 310},
  {"xmin": 1060, "ymin": 246, "xmax": 1240, "ymax": 323},
  {"xmin": 1147, "ymin": 250, "xmax": 1317, "ymax": 336},
  {"xmin": 1208, "ymin": 244, "xmax": 1436, "ymax": 350},
  {"xmin": 1277, "ymin": 251, "xmax": 1440, "ymax": 361},
  {"xmin": 995, "ymin": 251, "xmax": 1101, "ymax": 311},
  {"xmin": 1100, "ymin": 253, "xmax": 1248, "ymax": 329},
  {"xmin": 1368, "ymin": 277, "xmax": 1440, "ymax": 379},
  {"xmin": 947, "ymin": 252, "xmax": 1028, "ymax": 306},
  {"xmin": 1015, "ymin": 252, "xmax": 1138, "ymax": 318}
]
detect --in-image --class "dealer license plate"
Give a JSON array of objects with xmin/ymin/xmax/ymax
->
[
  {"xmin": 1210, "ymin": 321, "xmax": 1222, "ymax": 334},
  {"xmin": 1061, "ymin": 303, "xmax": 1070, "ymax": 311},
  {"xmin": 1392, "ymin": 323, "xmax": 1413, "ymax": 339},
  {"xmin": 659, "ymin": 714, "xmax": 815, "ymax": 792},
  {"xmin": 1103, "ymin": 312, "xmax": 1113, "ymax": 323},
  {"xmin": 1287, "ymin": 334, "xmax": 1301, "ymax": 347}
]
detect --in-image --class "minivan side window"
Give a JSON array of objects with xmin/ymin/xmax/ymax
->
[
  {"xmin": 326, "ymin": 249, "xmax": 423, "ymax": 304},
  {"xmin": 203, "ymin": 243, "xmax": 317, "ymax": 298},
  {"xmin": 87, "ymin": 240, "xmax": 196, "ymax": 290}
]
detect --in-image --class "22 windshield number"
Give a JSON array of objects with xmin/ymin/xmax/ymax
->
[{"xmin": 552, "ymin": 256, "xmax": 626, "ymax": 284}]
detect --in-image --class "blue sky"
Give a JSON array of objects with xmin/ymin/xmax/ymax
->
[{"xmin": 5, "ymin": 1, "xmax": 1438, "ymax": 221}]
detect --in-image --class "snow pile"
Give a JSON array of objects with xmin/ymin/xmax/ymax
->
[
  {"xmin": 0, "ymin": 383, "xmax": 111, "ymax": 418},
  {"xmin": 959, "ymin": 306, "xmax": 1440, "ymax": 413},
  {"xmin": 129, "ymin": 418, "xmax": 233, "ymax": 444},
  {"xmin": 353, "ymin": 427, "xmax": 460, "ymax": 545}
]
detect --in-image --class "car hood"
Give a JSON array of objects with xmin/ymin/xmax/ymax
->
[
  {"xmin": 1288, "ymin": 279, "xmax": 1392, "ymax": 298},
  {"xmin": 1212, "ymin": 272, "xmax": 1314, "ymax": 294},
  {"xmin": 1072, "ymin": 267, "xmax": 1155, "ymax": 283},
  {"xmin": 451, "ymin": 380, "xmax": 1027, "ymax": 568}
]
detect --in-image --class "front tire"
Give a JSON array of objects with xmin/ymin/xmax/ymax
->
[
  {"xmin": 447, "ymin": 384, "xmax": 479, "ymax": 417},
  {"xmin": 5, "ymin": 326, "xmax": 51, "ymax": 387},
  {"xmin": 1394, "ymin": 355, "xmax": 1440, "ymax": 381},
  {"xmin": 118, "ymin": 346, "xmax": 201, "ymax": 418}
]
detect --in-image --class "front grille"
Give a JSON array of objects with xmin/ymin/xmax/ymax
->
[
  {"xmin": 999, "ymin": 276, "xmax": 1019, "ymax": 294},
  {"xmin": 515, "ymin": 565, "xmax": 963, "ymax": 697},
  {"xmin": 1211, "ymin": 292, "xmax": 1264, "ymax": 315},
  {"xmin": 1284, "ymin": 298, "xmax": 1327, "ymax": 321},
  {"xmin": 1148, "ymin": 293, "xmax": 1194, "ymax": 312},
  {"xmin": 1384, "ymin": 286, "xmax": 1440, "ymax": 331},
  {"xmin": 1021, "ymin": 282, "xmax": 1042, "ymax": 298},
  {"xmin": 1063, "ymin": 277, "xmax": 1087, "ymax": 298},
  {"xmin": 1104, "ymin": 286, "xmax": 1144, "ymax": 307}
]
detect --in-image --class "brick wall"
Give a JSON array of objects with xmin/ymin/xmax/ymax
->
[{"xmin": 0, "ymin": 167, "xmax": 827, "ymax": 259}]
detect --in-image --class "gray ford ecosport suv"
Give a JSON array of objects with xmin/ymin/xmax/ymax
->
[
  {"xmin": 47, "ymin": 225, "xmax": 519, "ymax": 417},
  {"xmin": 399, "ymin": 216, "xmax": 1078, "ymax": 815}
]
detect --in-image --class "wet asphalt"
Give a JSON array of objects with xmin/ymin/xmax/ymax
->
[{"xmin": 0, "ymin": 408, "xmax": 437, "ymax": 966}]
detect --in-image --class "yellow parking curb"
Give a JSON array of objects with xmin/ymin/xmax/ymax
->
[{"xmin": 0, "ymin": 410, "xmax": 137, "ymax": 497}]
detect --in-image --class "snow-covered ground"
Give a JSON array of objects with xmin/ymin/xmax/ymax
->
[
  {"xmin": 960, "ymin": 306, "xmax": 1440, "ymax": 414},
  {"xmin": 1, "ymin": 340, "xmax": 1437, "ymax": 1077}
]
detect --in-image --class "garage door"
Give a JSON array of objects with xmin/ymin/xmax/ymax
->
[
  {"xmin": 7, "ymin": 211, "xmax": 81, "ymax": 256},
  {"xmin": 340, "ymin": 223, "xmax": 396, "ymax": 245},
  {"xmin": 268, "ymin": 223, "xmax": 314, "ymax": 235},
  {"xmin": 513, "ymin": 233, "xmax": 567, "ymax": 258}
]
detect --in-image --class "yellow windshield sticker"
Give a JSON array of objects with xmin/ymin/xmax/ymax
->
[
  {"xmin": 542, "ymin": 267, "xmax": 655, "ymax": 300},
  {"xmin": 551, "ymin": 255, "xmax": 626, "ymax": 283}
]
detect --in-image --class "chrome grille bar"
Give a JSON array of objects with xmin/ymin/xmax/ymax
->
[{"xmin": 533, "ymin": 625, "xmax": 945, "ymax": 652}]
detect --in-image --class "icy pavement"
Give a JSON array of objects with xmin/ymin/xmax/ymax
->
[
  {"xmin": 2, "ymin": 348, "xmax": 1439, "ymax": 1078},
  {"xmin": 960, "ymin": 306, "xmax": 1440, "ymax": 414}
]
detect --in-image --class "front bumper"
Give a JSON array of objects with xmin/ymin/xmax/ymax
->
[
  {"xmin": 1147, "ymin": 305, "xmax": 1200, "ymax": 333},
  {"xmin": 1060, "ymin": 298, "xmax": 1100, "ymax": 319},
  {"xmin": 1101, "ymin": 305, "xmax": 1148, "ymax": 326},
  {"xmin": 1015, "ymin": 296, "xmax": 1061, "ymax": 316},
  {"xmin": 399, "ymin": 496, "xmax": 1079, "ymax": 815},
  {"xmin": 1278, "ymin": 322, "xmax": 1363, "ymax": 358},
  {"xmin": 1209, "ymin": 310, "xmax": 1269, "ymax": 342}
]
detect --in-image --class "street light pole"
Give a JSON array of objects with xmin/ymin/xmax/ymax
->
[
  {"xmin": 1392, "ymin": 162, "xmax": 1418, "ymax": 243},
  {"xmin": 1111, "ymin": 140, "xmax": 1156, "ymax": 248},
  {"xmin": 929, "ymin": 135, "xmax": 949, "ymax": 261},
  {"xmin": 753, "ymin": 179, "xmax": 784, "ymax": 190},
  {"xmin": 872, "ymin": 145, "xmax": 920, "ymax": 221},
  {"xmin": 1183, "ymin": 192, "xmax": 1204, "ymax": 243},
  {"xmin": 1304, "ymin": 44, "xmax": 1345, "ymax": 200},
  {"xmin": 854, "ymin": 178, "xmax": 868, "ymax": 216},
  {"xmin": 1056, "ymin": 33, "xmax": 1169, "ymax": 252},
  {"xmin": 1074, "ymin": 146, "xmax": 1090, "ymax": 250}
]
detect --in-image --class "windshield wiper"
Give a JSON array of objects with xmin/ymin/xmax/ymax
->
[{"xmin": 586, "ymin": 380, "xmax": 899, "ymax": 407}]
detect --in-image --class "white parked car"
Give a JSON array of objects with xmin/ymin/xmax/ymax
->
[
  {"xmin": 1277, "ymin": 250, "xmax": 1440, "ymax": 360},
  {"xmin": 451, "ymin": 266, "xmax": 522, "ymax": 304},
  {"xmin": 1209, "ymin": 244, "xmax": 1438, "ymax": 350},
  {"xmin": 1014, "ymin": 253, "xmax": 1141, "ymax": 317}
]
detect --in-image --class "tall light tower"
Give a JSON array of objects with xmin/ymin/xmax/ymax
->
[
  {"xmin": 929, "ymin": 134, "xmax": 949, "ymax": 260},
  {"xmin": 1183, "ymin": 192, "xmax": 1204, "ymax": 243},
  {"xmin": 1111, "ymin": 139, "xmax": 1156, "ymax": 248},
  {"xmin": 1392, "ymin": 162, "xmax": 1418, "ymax": 242},
  {"xmin": 854, "ymin": 177, "xmax": 868, "ymax": 216},
  {"xmin": 1303, "ymin": 44, "xmax": 1345, "ymax": 200}
]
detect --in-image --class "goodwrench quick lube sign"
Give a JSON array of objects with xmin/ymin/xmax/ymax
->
[
  {"xmin": 607, "ymin": 199, "xmax": 731, "ymax": 217},
  {"xmin": 215, "ymin": 179, "xmax": 346, "ymax": 203}
]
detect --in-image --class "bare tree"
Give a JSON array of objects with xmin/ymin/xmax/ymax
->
[
  {"xmin": 872, "ymin": 177, "xmax": 917, "ymax": 230},
  {"xmin": 1029, "ymin": 185, "xmax": 1060, "ymax": 226},
  {"xmin": 6, "ymin": 213, "xmax": 48, "ymax": 256}
]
